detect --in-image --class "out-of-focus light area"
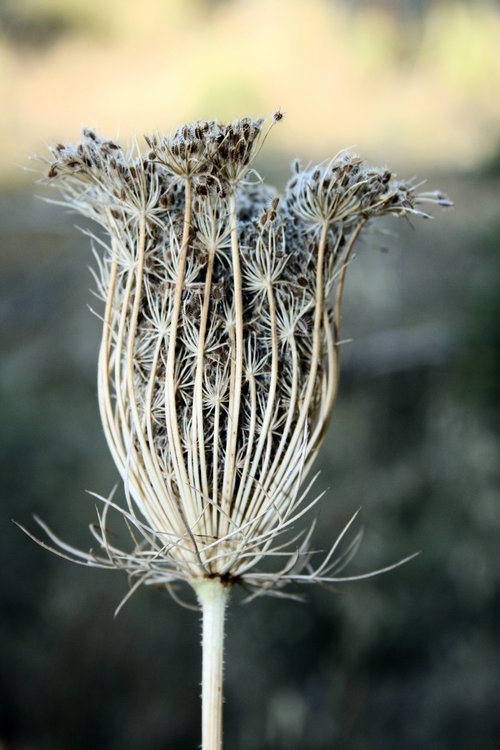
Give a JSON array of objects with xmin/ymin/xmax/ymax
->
[
  {"xmin": 1, "ymin": 2, "xmax": 499, "ymax": 750},
  {"xmin": 1, "ymin": 0, "xmax": 500, "ymax": 178}
]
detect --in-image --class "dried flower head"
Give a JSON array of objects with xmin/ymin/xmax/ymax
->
[{"xmin": 27, "ymin": 116, "xmax": 450, "ymax": 608}]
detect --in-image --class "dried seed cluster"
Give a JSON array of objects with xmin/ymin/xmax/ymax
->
[{"xmin": 35, "ymin": 116, "xmax": 450, "ymax": 603}]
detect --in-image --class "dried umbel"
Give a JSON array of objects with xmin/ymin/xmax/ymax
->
[
  {"xmin": 32, "ymin": 115, "xmax": 450, "ymax": 601},
  {"xmin": 28, "ymin": 114, "xmax": 450, "ymax": 749}
]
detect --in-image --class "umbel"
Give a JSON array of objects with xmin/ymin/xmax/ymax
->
[{"xmin": 26, "ymin": 113, "xmax": 450, "ymax": 750}]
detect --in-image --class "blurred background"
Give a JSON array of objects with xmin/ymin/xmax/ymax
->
[{"xmin": 1, "ymin": 0, "xmax": 499, "ymax": 748}]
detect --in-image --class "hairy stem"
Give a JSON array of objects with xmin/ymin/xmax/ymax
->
[{"xmin": 195, "ymin": 578, "xmax": 230, "ymax": 750}]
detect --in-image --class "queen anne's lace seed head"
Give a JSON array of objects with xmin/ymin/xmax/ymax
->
[{"xmin": 29, "ymin": 116, "xmax": 451, "ymax": 607}]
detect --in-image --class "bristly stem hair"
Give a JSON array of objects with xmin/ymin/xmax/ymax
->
[{"xmin": 24, "ymin": 113, "xmax": 451, "ymax": 750}]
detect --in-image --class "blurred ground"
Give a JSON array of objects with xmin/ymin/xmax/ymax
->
[{"xmin": 1, "ymin": 1, "xmax": 499, "ymax": 749}]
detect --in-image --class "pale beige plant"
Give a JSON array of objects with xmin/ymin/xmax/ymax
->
[{"xmin": 24, "ymin": 114, "xmax": 450, "ymax": 750}]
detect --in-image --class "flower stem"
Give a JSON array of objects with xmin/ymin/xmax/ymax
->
[{"xmin": 195, "ymin": 578, "xmax": 230, "ymax": 750}]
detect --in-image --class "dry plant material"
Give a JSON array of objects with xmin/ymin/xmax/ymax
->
[{"xmin": 27, "ymin": 114, "xmax": 450, "ymax": 750}]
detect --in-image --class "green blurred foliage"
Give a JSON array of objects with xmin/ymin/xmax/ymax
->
[{"xmin": 0, "ymin": 0, "xmax": 102, "ymax": 48}]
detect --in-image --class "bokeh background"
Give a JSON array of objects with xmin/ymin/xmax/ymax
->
[{"xmin": 1, "ymin": 0, "xmax": 499, "ymax": 748}]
